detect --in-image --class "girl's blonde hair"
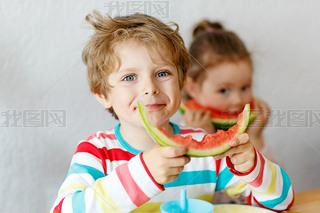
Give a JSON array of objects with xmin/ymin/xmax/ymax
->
[{"xmin": 82, "ymin": 11, "xmax": 190, "ymax": 118}]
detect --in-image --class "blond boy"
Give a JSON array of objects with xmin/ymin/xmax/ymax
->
[{"xmin": 51, "ymin": 11, "xmax": 293, "ymax": 212}]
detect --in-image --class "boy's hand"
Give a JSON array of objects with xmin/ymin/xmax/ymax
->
[
  {"xmin": 182, "ymin": 109, "xmax": 215, "ymax": 133},
  {"xmin": 142, "ymin": 146, "xmax": 191, "ymax": 185},
  {"xmin": 214, "ymin": 133, "xmax": 255, "ymax": 173},
  {"xmin": 246, "ymin": 99, "xmax": 270, "ymax": 149}
]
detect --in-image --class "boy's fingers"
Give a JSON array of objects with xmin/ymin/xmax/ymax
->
[
  {"xmin": 214, "ymin": 151, "xmax": 230, "ymax": 160},
  {"xmin": 230, "ymin": 133, "xmax": 249, "ymax": 147},
  {"xmin": 162, "ymin": 146, "xmax": 189, "ymax": 157},
  {"xmin": 230, "ymin": 153, "xmax": 247, "ymax": 165},
  {"xmin": 234, "ymin": 160, "xmax": 253, "ymax": 173},
  {"xmin": 214, "ymin": 134, "xmax": 249, "ymax": 159},
  {"xmin": 171, "ymin": 166, "xmax": 185, "ymax": 175},
  {"xmin": 214, "ymin": 147, "xmax": 240, "ymax": 160},
  {"xmin": 167, "ymin": 174, "xmax": 180, "ymax": 183},
  {"xmin": 168, "ymin": 157, "xmax": 190, "ymax": 167},
  {"xmin": 214, "ymin": 147, "xmax": 237, "ymax": 159}
]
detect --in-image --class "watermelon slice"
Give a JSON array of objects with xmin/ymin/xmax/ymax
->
[
  {"xmin": 179, "ymin": 99, "xmax": 256, "ymax": 130},
  {"xmin": 137, "ymin": 101, "xmax": 250, "ymax": 157}
]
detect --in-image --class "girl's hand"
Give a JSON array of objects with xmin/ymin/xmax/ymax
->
[
  {"xmin": 214, "ymin": 133, "xmax": 255, "ymax": 173},
  {"xmin": 142, "ymin": 146, "xmax": 191, "ymax": 185},
  {"xmin": 182, "ymin": 109, "xmax": 215, "ymax": 133},
  {"xmin": 246, "ymin": 99, "xmax": 270, "ymax": 149}
]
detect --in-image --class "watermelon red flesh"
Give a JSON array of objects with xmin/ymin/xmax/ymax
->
[
  {"xmin": 138, "ymin": 101, "xmax": 250, "ymax": 157},
  {"xmin": 157, "ymin": 124, "xmax": 238, "ymax": 157},
  {"xmin": 180, "ymin": 99, "xmax": 241, "ymax": 118},
  {"xmin": 179, "ymin": 99, "xmax": 256, "ymax": 130}
]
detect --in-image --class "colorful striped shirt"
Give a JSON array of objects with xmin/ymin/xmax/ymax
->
[{"xmin": 50, "ymin": 123, "xmax": 294, "ymax": 212}]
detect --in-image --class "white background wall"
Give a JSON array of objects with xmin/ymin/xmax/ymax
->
[{"xmin": 1, "ymin": 1, "xmax": 320, "ymax": 212}]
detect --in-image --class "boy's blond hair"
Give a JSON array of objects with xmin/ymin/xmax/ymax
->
[{"xmin": 82, "ymin": 11, "xmax": 190, "ymax": 118}]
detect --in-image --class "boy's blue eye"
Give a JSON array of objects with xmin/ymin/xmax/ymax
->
[
  {"xmin": 123, "ymin": 75, "xmax": 136, "ymax": 81},
  {"xmin": 157, "ymin": 71, "xmax": 169, "ymax": 77}
]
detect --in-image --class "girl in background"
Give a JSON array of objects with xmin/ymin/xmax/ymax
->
[{"xmin": 182, "ymin": 20, "xmax": 281, "ymax": 203}]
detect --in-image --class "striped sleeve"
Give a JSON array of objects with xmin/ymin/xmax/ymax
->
[
  {"xmin": 226, "ymin": 149, "xmax": 294, "ymax": 211},
  {"xmin": 215, "ymin": 159, "xmax": 250, "ymax": 199},
  {"xmin": 50, "ymin": 136, "xmax": 164, "ymax": 212}
]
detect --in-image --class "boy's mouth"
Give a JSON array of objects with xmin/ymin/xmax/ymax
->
[{"xmin": 145, "ymin": 103, "xmax": 165, "ymax": 111}]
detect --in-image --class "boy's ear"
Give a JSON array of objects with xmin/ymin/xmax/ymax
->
[
  {"xmin": 185, "ymin": 77, "xmax": 200, "ymax": 99},
  {"xmin": 94, "ymin": 93, "xmax": 112, "ymax": 109}
]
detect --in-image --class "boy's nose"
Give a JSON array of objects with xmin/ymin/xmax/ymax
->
[
  {"xmin": 145, "ymin": 89, "xmax": 159, "ymax": 95},
  {"xmin": 143, "ymin": 79, "xmax": 159, "ymax": 95},
  {"xmin": 144, "ymin": 87, "xmax": 159, "ymax": 95}
]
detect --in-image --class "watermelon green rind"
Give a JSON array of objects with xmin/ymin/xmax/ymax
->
[
  {"xmin": 137, "ymin": 102, "xmax": 167, "ymax": 147},
  {"xmin": 138, "ymin": 101, "xmax": 251, "ymax": 157},
  {"xmin": 188, "ymin": 141, "xmax": 231, "ymax": 157},
  {"xmin": 236, "ymin": 104, "xmax": 250, "ymax": 133},
  {"xmin": 213, "ymin": 113, "xmax": 256, "ymax": 131}
]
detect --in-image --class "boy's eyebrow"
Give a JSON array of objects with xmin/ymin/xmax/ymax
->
[
  {"xmin": 117, "ymin": 63, "xmax": 174, "ymax": 73},
  {"xmin": 153, "ymin": 61, "xmax": 176, "ymax": 68},
  {"xmin": 154, "ymin": 64, "xmax": 174, "ymax": 69},
  {"xmin": 117, "ymin": 67, "xmax": 138, "ymax": 73}
]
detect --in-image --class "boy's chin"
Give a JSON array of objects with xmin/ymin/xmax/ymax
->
[{"xmin": 148, "ymin": 115, "xmax": 169, "ymax": 127}]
